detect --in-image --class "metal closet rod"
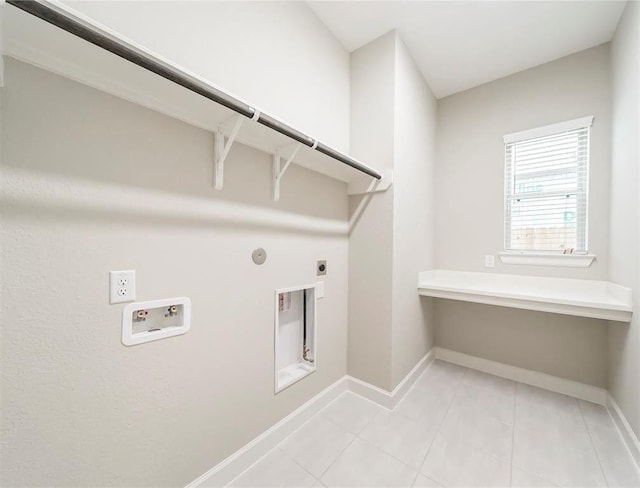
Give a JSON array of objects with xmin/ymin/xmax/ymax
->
[{"xmin": 7, "ymin": 0, "xmax": 382, "ymax": 181}]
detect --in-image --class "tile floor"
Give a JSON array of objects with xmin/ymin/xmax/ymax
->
[{"xmin": 229, "ymin": 360, "xmax": 640, "ymax": 487}]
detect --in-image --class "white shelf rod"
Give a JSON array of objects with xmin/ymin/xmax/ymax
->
[{"xmin": 6, "ymin": 0, "xmax": 383, "ymax": 183}]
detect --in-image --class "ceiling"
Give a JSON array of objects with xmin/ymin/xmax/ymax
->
[{"xmin": 307, "ymin": 1, "xmax": 626, "ymax": 99}]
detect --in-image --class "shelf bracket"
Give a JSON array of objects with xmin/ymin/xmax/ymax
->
[
  {"xmin": 214, "ymin": 115, "xmax": 244, "ymax": 190},
  {"xmin": 347, "ymin": 169, "xmax": 393, "ymax": 196},
  {"xmin": 272, "ymin": 142, "xmax": 303, "ymax": 201}
]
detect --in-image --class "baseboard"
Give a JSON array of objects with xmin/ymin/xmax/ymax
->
[
  {"xmin": 434, "ymin": 347, "xmax": 608, "ymax": 405},
  {"xmin": 348, "ymin": 349, "xmax": 435, "ymax": 409},
  {"xmin": 607, "ymin": 393, "xmax": 640, "ymax": 469},
  {"xmin": 186, "ymin": 377, "xmax": 348, "ymax": 488},
  {"xmin": 186, "ymin": 350, "xmax": 435, "ymax": 487}
]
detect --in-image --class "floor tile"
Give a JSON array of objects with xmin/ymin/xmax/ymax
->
[
  {"xmin": 579, "ymin": 400, "xmax": 614, "ymax": 429},
  {"xmin": 600, "ymin": 456, "xmax": 640, "ymax": 487},
  {"xmin": 512, "ymin": 426, "xmax": 606, "ymax": 487},
  {"xmin": 586, "ymin": 420, "xmax": 633, "ymax": 463},
  {"xmin": 280, "ymin": 415, "xmax": 355, "ymax": 478},
  {"xmin": 320, "ymin": 392, "xmax": 382, "ymax": 435},
  {"xmin": 515, "ymin": 398, "xmax": 592, "ymax": 452},
  {"xmin": 359, "ymin": 409, "xmax": 438, "ymax": 469},
  {"xmin": 229, "ymin": 449, "xmax": 317, "ymax": 487},
  {"xmin": 394, "ymin": 384, "xmax": 455, "ymax": 426},
  {"xmin": 232, "ymin": 369, "xmax": 638, "ymax": 488},
  {"xmin": 516, "ymin": 383, "xmax": 581, "ymax": 415},
  {"xmin": 320, "ymin": 438, "xmax": 417, "ymax": 487},
  {"xmin": 452, "ymin": 383, "xmax": 515, "ymax": 425},
  {"xmin": 462, "ymin": 369, "xmax": 516, "ymax": 397},
  {"xmin": 510, "ymin": 467, "xmax": 558, "ymax": 487},
  {"xmin": 413, "ymin": 361, "xmax": 467, "ymax": 391},
  {"xmin": 421, "ymin": 433, "xmax": 510, "ymax": 487},
  {"xmin": 439, "ymin": 401, "xmax": 513, "ymax": 462},
  {"xmin": 412, "ymin": 474, "xmax": 443, "ymax": 487},
  {"xmin": 425, "ymin": 359, "xmax": 468, "ymax": 377}
]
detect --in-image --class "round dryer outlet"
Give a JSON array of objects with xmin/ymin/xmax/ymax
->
[{"xmin": 252, "ymin": 248, "xmax": 267, "ymax": 265}]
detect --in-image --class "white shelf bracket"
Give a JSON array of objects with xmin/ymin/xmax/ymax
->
[
  {"xmin": 213, "ymin": 115, "xmax": 244, "ymax": 191},
  {"xmin": 272, "ymin": 142, "xmax": 303, "ymax": 201},
  {"xmin": 347, "ymin": 169, "xmax": 394, "ymax": 196}
]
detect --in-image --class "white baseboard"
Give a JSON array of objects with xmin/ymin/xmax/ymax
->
[
  {"xmin": 607, "ymin": 393, "xmax": 640, "ymax": 469},
  {"xmin": 188, "ymin": 347, "xmax": 637, "ymax": 488},
  {"xmin": 348, "ymin": 349, "xmax": 435, "ymax": 409},
  {"xmin": 186, "ymin": 377, "xmax": 348, "ymax": 488},
  {"xmin": 434, "ymin": 347, "xmax": 608, "ymax": 405},
  {"xmin": 186, "ymin": 349, "xmax": 434, "ymax": 487}
]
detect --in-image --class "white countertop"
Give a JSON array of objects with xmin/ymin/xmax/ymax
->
[{"xmin": 418, "ymin": 270, "xmax": 633, "ymax": 322}]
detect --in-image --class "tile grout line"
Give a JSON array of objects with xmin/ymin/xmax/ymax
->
[
  {"xmin": 343, "ymin": 363, "xmax": 468, "ymax": 486},
  {"xmin": 512, "ymin": 384, "xmax": 602, "ymax": 487},
  {"xmin": 578, "ymin": 400, "xmax": 612, "ymax": 487},
  {"xmin": 412, "ymin": 366, "xmax": 469, "ymax": 483},
  {"xmin": 315, "ymin": 429, "xmax": 358, "ymax": 481},
  {"xmin": 510, "ymin": 382, "xmax": 518, "ymax": 487},
  {"xmin": 358, "ymin": 361, "xmax": 451, "ymax": 487},
  {"xmin": 228, "ymin": 391, "xmax": 353, "ymax": 487},
  {"xmin": 314, "ymin": 393, "xmax": 381, "ymax": 483},
  {"xmin": 275, "ymin": 447, "xmax": 321, "ymax": 484},
  {"xmin": 277, "ymin": 398, "xmax": 354, "ymax": 485}
]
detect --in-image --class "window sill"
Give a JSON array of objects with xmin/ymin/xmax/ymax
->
[{"xmin": 498, "ymin": 252, "xmax": 596, "ymax": 268}]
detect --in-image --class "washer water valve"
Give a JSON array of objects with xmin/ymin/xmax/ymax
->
[
  {"xmin": 122, "ymin": 297, "xmax": 191, "ymax": 346},
  {"xmin": 134, "ymin": 310, "xmax": 148, "ymax": 322}
]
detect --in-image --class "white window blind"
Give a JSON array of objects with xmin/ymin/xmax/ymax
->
[{"xmin": 504, "ymin": 117, "xmax": 592, "ymax": 253}]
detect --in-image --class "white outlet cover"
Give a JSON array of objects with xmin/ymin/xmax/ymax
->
[
  {"xmin": 316, "ymin": 281, "xmax": 325, "ymax": 299},
  {"xmin": 110, "ymin": 270, "xmax": 136, "ymax": 304},
  {"xmin": 484, "ymin": 255, "xmax": 496, "ymax": 268}
]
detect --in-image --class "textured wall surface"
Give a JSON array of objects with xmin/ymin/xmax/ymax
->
[
  {"xmin": 348, "ymin": 32, "xmax": 437, "ymax": 391},
  {"xmin": 0, "ymin": 59, "xmax": 349, "ymax": 487},
  {"xmin": 347, "ymin": 32, "xmax": 396, "ymax": 391},
  {"xmin": 608, "ymin": 0, "xmax": 640, "ymax": 438},
  {"xmin": 435, "ymin": 300, "xmax": 608, "ymax": 387},
  {"xmin": 391, "ymin": 37, "xmax": 437, "ymax": 388},
  {"xmin": 435, "ymin": 44, "xmax": 611, "ymax": 279},
  {"xmin": 434, "ymin": 45, "xmax": 612, "ymax": 385},
  {"xmin": 64, "ymin": 1, "xmax": 351, "ymax": 153}
]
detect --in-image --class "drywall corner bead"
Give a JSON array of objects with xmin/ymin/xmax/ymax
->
[{"xmin": 0, "ymin": 3, "xmax": 4, "ymax": 88}]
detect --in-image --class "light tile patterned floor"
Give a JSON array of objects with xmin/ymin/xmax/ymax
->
[{"xmin": 229, "ymin": 360, "xmax": 640, "ymax": 487}]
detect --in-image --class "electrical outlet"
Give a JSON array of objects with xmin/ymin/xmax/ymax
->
[
  {"xmin": 110, "ymin": 270, "xmax": 136, "ymax": 304},
  {"xmin": 484, "ymin": 255, "xmax": 495, "ymax": 268}
]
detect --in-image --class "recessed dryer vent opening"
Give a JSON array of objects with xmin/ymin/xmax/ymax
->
[{"xmin": 274, "ymin": 284, "xmax": 317, "ymax": 393}]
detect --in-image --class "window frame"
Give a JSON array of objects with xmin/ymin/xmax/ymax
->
[{"xmin": 502, "ymin": 116, "xmax": 593, "ymax": 257}]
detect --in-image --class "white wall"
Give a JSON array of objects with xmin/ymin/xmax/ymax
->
[
  {"xmin": 348, "ymin": 31, "xmax": 437, "ymax": 391},
  {"xmin": 608, "ymin": 0, "xmax": 640, "ymax": 438},
  {"xmin": 348, "ymin": 31, "xmax": 396, "ymax": 391},
  {"xmin": 65, "ymin": 1, "xmax": 350, "ymax": 152},
  {"xmin": 434, "ymin": 44, "xmax": 612, "ymax": 386},
  {"xmin": 391, "ymin": 37, "xmax": 437, "ymax": 387},
  {"xmin": 0, "ymin": 58, "xmax": 349, "ymax": 487}
]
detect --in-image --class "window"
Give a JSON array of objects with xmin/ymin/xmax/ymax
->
[{"xmin": 503, "ymin": 116, "xmax": 592, "ymax": 254}]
